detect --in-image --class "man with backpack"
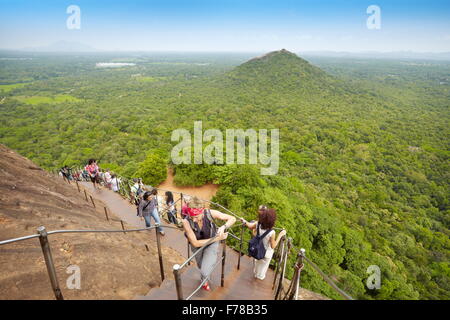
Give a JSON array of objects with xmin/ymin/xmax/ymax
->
[{"xmin": 241, "ymin": 206, "xmax": 286, "ymax": 280}]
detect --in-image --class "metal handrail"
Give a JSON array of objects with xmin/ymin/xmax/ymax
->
[
  {"xmin": 185, "ymin": 254, "xmax": 224, "ymax": 300},
  {"xmin": 55, "ymin": 170, "xmax": 354, "ymax": 300},
  {"xmin": 173, "ymin": 236, "xmax": 227, "ymax": 300},
  {"xmin": 302, "ymin": 255, "xmax": 353, "ymax": 300},
  {"xmin": 178, "ymin": 236, "xmax": 219, "ymax": 270},
  {"xmin": 274, "ymin": 237, "xmax": 291, "ymax": 300},
  {"xmin": 0, "ymin": 223, "xmax": 180, "ymax": 300},
  {"xmin": 0, "ymin": 225, "xmax": 183, "ymax": 246},
  {"xmin": 0, "ymin": 234, "xmax": 40, "ymax": 245},
  {"xmin": 282, "ymin": 248, "xmax": 305, "ymax": 300},
  {"xmin": 272, "ymin": 235, "xmax": 286, "ymax": 290}
]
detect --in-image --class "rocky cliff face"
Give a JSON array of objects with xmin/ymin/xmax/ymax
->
[{"xmin": 0, "ymin": 144, "xmax": 183, "ymax": 299}]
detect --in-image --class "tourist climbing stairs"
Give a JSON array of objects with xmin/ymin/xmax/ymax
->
[{"xmin": 0, "ymin": 170, "xmax": 353, "ymax": 301}]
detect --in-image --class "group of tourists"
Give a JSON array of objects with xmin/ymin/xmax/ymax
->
[
  {"xmin": 84, "ymin": 159, "xmax": 121, "ymax": 191},
  {"xmin": 60, "ymin": 159, "xmax": 121, "ymax": 192},
  {"xmin": 130, "ymin": 179, "xmax": 179, "ymax": 236},
  {"xmin": 182, "ymin": 198, "xmax": 285, "ymax": 290},
  {"xmin": 128, "ymin": 180, "xmax": 286, "ymax": 290},
  {"xmin": 64, "ymin": 160, "xmax": 287, "ymax": 292}
]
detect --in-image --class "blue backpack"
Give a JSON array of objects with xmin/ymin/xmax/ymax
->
[{"xmin": 248, "ymin": 224, "xmax": 272, "ymax": 260}]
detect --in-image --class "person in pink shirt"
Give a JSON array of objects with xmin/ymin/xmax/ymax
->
[
  {"xmin": 181, "ymin": 195, "xmax": 191, "ymax": 216},
  {"xmin": 85, "ymin": 159, "xmax": 100, "ymax": 189}
]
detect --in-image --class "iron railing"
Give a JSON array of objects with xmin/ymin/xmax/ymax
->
[
  {"xmin": 0, "ymin": 223, "xmax": 180, "ymax": 300},
  {"xmin": 94, "ymin": 171, "xmax": 354, "ymax": 300},
  {"xmin": 41, "ymin": 169, "xmax": 354, "ymax": 300},
  {"xmin": 172, "ymin": 235, "xmax": 227, "ymax": 300}
]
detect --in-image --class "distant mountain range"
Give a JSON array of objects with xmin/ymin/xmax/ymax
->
[
  {"xmin": 2, "ymin": 41, "xmax": 449, "ymax": 60},
  {"xmin": 21, "ymin": 41, "xmax": 97, "ymax": 52},
  {"xmin": 300, "ymin": 50, "xmax": 450, "ymax": 60}
]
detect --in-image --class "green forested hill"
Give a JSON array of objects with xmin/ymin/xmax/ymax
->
[{"xmin": 0, "ymin": 50, "xmax": 448, "ymax": 299}]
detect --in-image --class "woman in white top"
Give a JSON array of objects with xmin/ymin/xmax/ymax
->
[
  {"xmin": 110, "ymin": 174, "xmax": 120, "ymax": 192},
  {"xmin": 241, "ymin": 206, "xmax": 286, "ymax": 280},
  {"xmin": 104, "ymin": 170, "xmax": 112, "ymax": 189}
]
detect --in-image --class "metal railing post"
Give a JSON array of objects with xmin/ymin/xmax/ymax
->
[
  {"xmin": 120, "ymin": 220, "xmax": 126, "ymax": 234},
  {"xmin": 104, "ymin": 207, "xmax": 110, "ymax": 221},
  {"xmin": 272, "ymin": 236, "xmax": 285, "ymax": 290},
  {"xmin": 37, "ymin": 226, "xmax": 63, "ymax": 300},
  {"xmin": 180, "ymin": 193, "xmax": 184, "ymax": 223},
  {"xmin": 237, "ymin": 222, "xmax": 245, "ymax": 270},
  {"xmin": 180, "ymin": 193, "xmax": 183, "ymax": 209},
  {"xmin": 173, "ymin": 264, "xmax": 183, "ymax": 300},
  {"xmin": 275, "ymin": 237, "xmax": 291, "ymax": 300},
  {"xmin": 285, "ymin": 248, "xmax": 305, "ymax": 300},
  {"xmin": 89, "ymin": 195, "xmax": 96, "ymax": 208},
  {"xmin": 75, "ymin": 180, "xmax": 80, "ymax": 192},
  {"xmin": 155, "ymin": 224, "xmax": 165, "ymax": 282},
  {"xmin": 221, "ymin": 239, "xmax": 227, "ymax": 287},
  {"xmin": 84, "ymin": 190, "xmax": 88, "ymax": 202},
  {"xmin": 294, "ymin": 248, "xmax": 305, "ymax": 300},
  {"xmin": 187, "ymin": 238, "xmax": 191, "ymax": 265}
]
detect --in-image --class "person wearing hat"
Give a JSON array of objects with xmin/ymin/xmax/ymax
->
[
  {"xmin": 183, "ymin": 196, "xmax": 236, "ymax": 291},
  {"xmin": 138, "ymin": 189, "xmax": 165, "ymax": 236}
]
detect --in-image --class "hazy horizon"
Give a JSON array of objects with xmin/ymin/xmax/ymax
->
[{"xmin": 2, "ymin": 42, "xmax": 450, "ymax": 55}]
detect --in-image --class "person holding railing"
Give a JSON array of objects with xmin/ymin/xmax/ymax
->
[
  {"xmin": 138, "ymin": 189, "xmax": 165, "ymax": 236},
  {"xmin": 241, "ymin": 206, "xmax": 286, "ymax": 281},
  {"xmin": 183, "ymin": 196, "xmax": 236, "ymax": 291},
  {"xmin": 163, "ymin": 191, "xmax": 179, "ymax": 225}
]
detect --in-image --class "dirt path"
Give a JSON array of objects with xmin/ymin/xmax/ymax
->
[
  {"xmin": 80, "ymin": 181, "xmax": 191, "ymax": 259},
  {"xmin": 157, "ymin": 168, "xmax": 219, "ymax": 201}
]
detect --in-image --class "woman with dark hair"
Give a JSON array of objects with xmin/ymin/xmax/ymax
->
[
  {"xmin": 164, "ymin": 191, "xmax": 178, "ymax": 225},
  {"xmin": 241, "ymin": 207, "xmax": 286, "ymax": 280},
  {"xmin": 138, "ymin": 189, "xmax": 164, "ymax": 235}
]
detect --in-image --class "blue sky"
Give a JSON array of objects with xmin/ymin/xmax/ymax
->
[{"xmin": 0, "ymin": 0, "xmax": 449, "ymax": 52}]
